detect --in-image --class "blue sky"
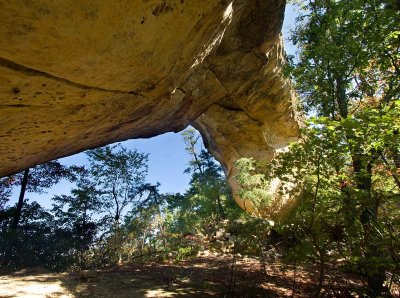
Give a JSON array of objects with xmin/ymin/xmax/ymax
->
[{"xmin": 10, "ymin": 4, "xmax": 298, "ymax": 208}]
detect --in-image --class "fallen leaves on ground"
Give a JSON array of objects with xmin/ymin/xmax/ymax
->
[{"xmin": 0, "ymin": 255, "xmax": 399, "ymax": 297}]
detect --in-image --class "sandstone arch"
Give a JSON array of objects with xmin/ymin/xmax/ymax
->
[{"xmin": 0, "ymin": 0, "xmax": 300, "ymax": 214}]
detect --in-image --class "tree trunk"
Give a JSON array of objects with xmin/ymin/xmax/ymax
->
[
  {"xmin": 316, "ymin": 252, "xmax": 325, "ymax": 297},
  {"xmin": 216, "ymin": 194, "xmax": 225, "ymax": 220},
  {"xmin": 11, "ymin": 168, "xmax": 29, "ymax": 229},
  {"xmin": 141, "ymin": 229, "xmax": 147, "ymax": 258},
  {"xmin": 3, "ymin": 169, "xmax": 29, "ymax": 266},
  {"xmin": 335, "ymin": 77, "xmax": 348, "ymax": 119},
  {"xmin": 354, "ymin": 157, "xmax": 386, "ymax": 295}
]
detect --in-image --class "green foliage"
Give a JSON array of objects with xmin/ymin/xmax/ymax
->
[
  {"xmin": 176, "ymin": 246, "xmax": 197, "ymax": 261},
  {"xmin": 0, "ymin": 145, "xmax": 153, "ymax": 270},
  {"xmin": 83, "ymin": 144, "xmax": 151, "ymax": 265},
  {"xmin": 3, "ymin": 161, "xmax": 79, "ymax": 195},
  {"xmin": 0, "ymin": 177, "xmax": 13, "ymax": 210},
  {"xmin": 0, "ymin": 161, "xmax": 82, "ymax": 269},
  {"xmin": 51, "ymin": 171, "xmax": 102, "ymax": 269},
  {"xmin": 0, "ymin": 131, "xmax": 247, "ymax": 269},
  {"xmin": 167, "ymin": 129, "xmax": 241, "ymax": 240},
  {"xmin": 287, "ymin": 0, "xmax": 399, "ymax": 118},
  {"xmin": 86, "ymin": 144, "xmax": 148, "ymax": 225},
  {"xmin": 228, "ymin": 216, "xmax": 273, "ymax": 256},
  {"xmin": 235, "ymin": 158, "xmax": 271, "ymax": 211},
  {"xmin": 231, "ymin": 102, "xmax": 399, "ymax": 294},
  {"xmin": 278, "ymin": 0, "xmax": 400, "ymax": 294},
  {"xmin": 0, "ymin": 201, "xmax": 73, "ymax": 270}
]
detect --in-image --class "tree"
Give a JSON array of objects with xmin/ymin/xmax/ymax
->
[
  {"xmin": 0, "ymin": 176, "xmax": 14, "ymax": 211},
  {"xmin": 0, "ymin": 161, "xmax": 79, "ymax": 267},
  {"xmin": 162, "ymin": 128, "xmax": 241, "ymax": 258},
  {"xmin": 122, "ymin": 184, "xmax": 170, "ymax": 261},
  {"xmin": 86, "ymin": 144, "xmax": 148, "ymax": 227},
  {"xmin": 51, "ymin": 169, "xmax": 102, "ymax": 269},
  {"xmin": 0, "ymin": 200, "xmax": 61, "ymax": 269},
  {"xmin": 281, "ymin": 0, "xmax": 400, "ymax": 294},
  {"xmin": 182, "ymin": 128, "xmax": 232, "ymax": 222},
  {"xmin": 3, "ymin": 161, "xmax": 79, "ymax": 230},
  {"xmin": 234, "ymin": 158, "xmax": 271, "ymax": 214},
  {"xmin": 85, "ymin": 144, "xmax": 149, "ymax": 263}
]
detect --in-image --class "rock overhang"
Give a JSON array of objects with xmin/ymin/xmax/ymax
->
[{"xmin": 0, "ymin": 0, "xmax": 301, "ymax": 216}]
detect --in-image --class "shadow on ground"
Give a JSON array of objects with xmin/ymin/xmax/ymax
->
[
  {"xmin": 59, "ymin": 257, "xmax": 279, "ymax": 298},
  {"xmin": 2, "ymin": 255, "xmax": 397, "ymax": 297}
]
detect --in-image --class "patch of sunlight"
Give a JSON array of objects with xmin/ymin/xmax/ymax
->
[
  {"xmin": 262, "ymin": 282, "xmax": 292, "ymax": 296},
  {"xmin": 0, "ymin": 276, "xmax": 72, "ymax": 298},
  {"xmin": 145, "ymin": 288, "xmax": 174, "ymax": 297},
  {"xmin": 180, "ymin": 277, "xmax": 191, "ymax": 284}
]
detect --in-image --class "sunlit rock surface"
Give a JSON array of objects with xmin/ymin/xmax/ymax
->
[{"xmin": 0, "ymin": 0, "xmax": 300, "ymax": 214}]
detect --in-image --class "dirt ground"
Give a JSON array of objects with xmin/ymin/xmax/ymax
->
[{"xmin": 0, "ymin": 255, "xmax": 399, "ymax": 297}]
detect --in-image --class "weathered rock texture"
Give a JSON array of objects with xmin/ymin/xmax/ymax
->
[{"xmin": 0, "ymin": 0, "xmax": 300, "ymax": 214}]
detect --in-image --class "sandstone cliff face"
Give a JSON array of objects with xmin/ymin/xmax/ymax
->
[{"xmin": 0, "ymin": 0, "xmax": 300, "ymax": 215}]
